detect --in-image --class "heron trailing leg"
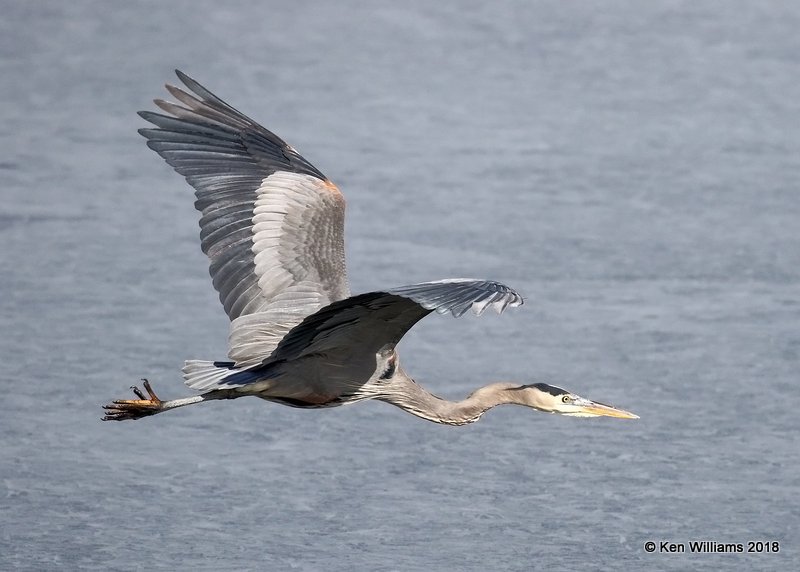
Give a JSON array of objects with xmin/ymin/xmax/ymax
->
[{"xmin": 103, "ymin": 379, "xmax": 209, "ymax": 421}]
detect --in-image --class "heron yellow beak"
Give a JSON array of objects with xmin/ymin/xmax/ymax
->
[{"xmin": 578, "ymin": 400, "xmax": 639, "ymax": 419}]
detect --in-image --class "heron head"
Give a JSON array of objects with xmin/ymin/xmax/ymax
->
[{"xmin": 511, "ymin": 383, "xmax": 639, "ymax": 419}]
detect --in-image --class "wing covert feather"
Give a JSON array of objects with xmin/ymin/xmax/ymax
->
[{"xmin": 264, "ymin": 279, "xmax": 524, "ymax": 365}]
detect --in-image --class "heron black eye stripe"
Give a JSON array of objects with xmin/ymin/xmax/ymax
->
[{"xmin": 522, "ymin": 383, "xmax": 569, "ymax": 396}]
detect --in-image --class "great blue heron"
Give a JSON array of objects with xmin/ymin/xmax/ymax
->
[{"xmin": 102, "ymin": 71, "xmax": 638, "ymax": 425}]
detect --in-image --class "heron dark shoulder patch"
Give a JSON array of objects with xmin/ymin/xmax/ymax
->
[{"xmin": 379, "ymin": 353, "xmax": 397, "ymax": 380}]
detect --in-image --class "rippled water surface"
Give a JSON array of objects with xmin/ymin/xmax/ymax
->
[{"xmin": 1, "ymin": 2, "xmax": 798, "ymax": 570}]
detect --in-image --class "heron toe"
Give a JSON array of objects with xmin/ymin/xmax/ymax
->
[{"xmin": 102, "ymin": 379, "xmax": 163, "ymax": 421}]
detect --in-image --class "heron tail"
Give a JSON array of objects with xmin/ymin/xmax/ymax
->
[{"xmin": 182, "ymin": 360, "xmax": 240, "ymax": 391}]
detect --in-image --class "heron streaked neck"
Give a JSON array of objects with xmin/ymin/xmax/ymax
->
[{"xmin": 379, "ymin": 378, "xmax": 522, "ymax": 426}]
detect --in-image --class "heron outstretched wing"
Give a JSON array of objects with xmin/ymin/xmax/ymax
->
[
  {"xmin": 139, "ymin": 70, "xmax": 349, "ymax": 365},
  {"xmin": 266, "ymin": 279, "xmax": 524, "ymax": 365},
  {"xmin": 183, "ymin": 279, "xmax": 522, "ymax": 391}
]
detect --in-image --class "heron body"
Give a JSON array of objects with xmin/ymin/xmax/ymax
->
[{"xmin": 103, "ymin": 71, "xmax": 638, "ymax": 425}]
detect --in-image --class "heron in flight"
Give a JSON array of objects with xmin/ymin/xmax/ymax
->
[{"xmin": 103, "ymin": 71, "xmax": 638, "ymax": 425}]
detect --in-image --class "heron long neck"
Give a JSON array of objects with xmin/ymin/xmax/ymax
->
[{"xmin": 379, "ymin": 379, "xmax": 521, "ymax": 426}]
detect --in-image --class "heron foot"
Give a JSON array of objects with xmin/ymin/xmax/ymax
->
[{"xmin": 102, "ymin": 379, "xmax": 164, "ymax": 421}]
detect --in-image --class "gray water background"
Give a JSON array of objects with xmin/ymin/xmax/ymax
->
[{"xmin": 1, "ymin": 1, "xmax": 798, "ymax": 570}]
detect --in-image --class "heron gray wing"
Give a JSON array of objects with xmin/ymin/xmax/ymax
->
[
  {"xmin": 182, "ymin": 278, "xmax": 522, "ymax": 391},
  {"xmin": 138, "ymin": 70, "xmax": 349, "ymax": 325},
  {"xmin": 265, "ymin": 279, "xmax": 524, "ymax": 364}
]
